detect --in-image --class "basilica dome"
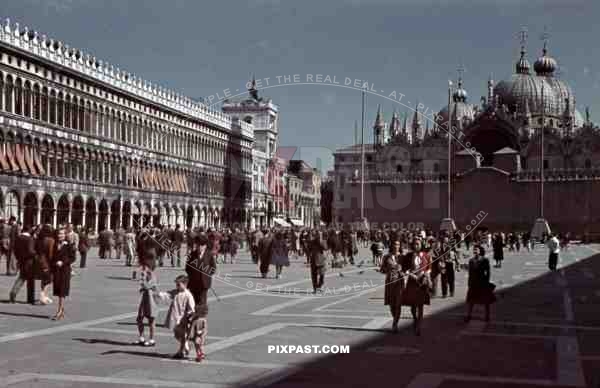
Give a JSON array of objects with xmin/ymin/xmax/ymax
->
[
  {"xmin": 436, "ymin": 78, "xmax": 475, "ymax": 127},
  {"xmin": 493, "ymin": 74, "xmax": 560, "ymax": 116}
]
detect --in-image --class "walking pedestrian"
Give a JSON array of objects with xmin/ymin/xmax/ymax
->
[
  {"xmin": 308, "ymin": 231, "xmax": 327, "ymax": 293},
  {"xmin": 271, "ymin": 231, "xmax": 290, "ymax": 279},
  {"xmin": 166, "ymin": 275, "xmax": 195, "ymax": 359},
  {"xmin": 547, "ymin": 233, "xmax": 560, "ymax": 271},
  {"xmin": 465, "ymin": 245, "xmax": 496, "ymax": 322},
  {"xmin": 8, "ymin": 226, "xmax": 36, "ymax": 304},
  {"xmin": 50, "ymin": 228, "xmax": 76, "ymax": 320},
  {"xmin": 380, "ymin": 239, "xmax": 404, "ymax": 332},
  {"xmin": 440, "ymin": 245, "xmax": 459, "ymax": 298},
  {"xmin": 401, "ymin": 242, "xmax": 431, "ymax": 336},
  {"xmin": 36, "ymin": 224, "xmax": 55, "ymax": 305},
  {"xmin": 492, "ymin": 233, "xmax": 504, "ymax": 268},
  {"xmin": 135, "ymin": 261, "xmax": 158, "ymax": 346},
  {"xmin": 258, "ymin": 230, "xmax": 273, "ymax": 278},
  {"xmin": 78, "ymin": 227, "xmax": 90, "ymax": 269},
  {"xmin": 186, "ymin": 234, "xmax": 216, "ymax": 310}
]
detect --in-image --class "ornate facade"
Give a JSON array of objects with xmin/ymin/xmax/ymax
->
[
  {"xmin": 222, "ymin": 78, "xmax": 283, "ymax": 229},
  {"xmin": 286, "ymin": 160, "xmax": 321, "ymax": 227},
  {"xmin": 333, "ymin": 33, "xmax": 600, "ymax": 235},
  {"xmin": 0, "ymin": 18, "xmax": 253, "ymax": 231}
]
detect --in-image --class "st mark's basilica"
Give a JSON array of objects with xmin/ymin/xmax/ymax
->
[{"xmin": 333, "ymin": 32, "xmax": 600, "ymax": 235}]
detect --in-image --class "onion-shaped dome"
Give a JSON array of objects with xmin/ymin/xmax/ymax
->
[
  {"xmin": 493, "ymin": 74, "xmax": 560, "ymax": 116},
  {"xmin": 544, "ymin": 77, "xmax": 575, "ymax": 116},
  {"xmin": 515, "ymin": 46, "xmax": 531, "ymax": 74},
  {"xmin": 453, "ymin": 86, "xmax": 468, "ymax": 102},
  {"xmin": 534, "ymin": 45, "xmax": 557, "ymax": 76},
  {"xmin": 436, "ymin": 101, "xmax": 475, "ymax": 127}
]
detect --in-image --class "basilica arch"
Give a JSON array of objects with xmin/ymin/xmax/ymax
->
[{"xmin": 462, "ymin": 115, "xmax": 520, "ymax": 166}]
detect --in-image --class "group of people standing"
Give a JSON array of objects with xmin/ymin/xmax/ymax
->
[
  {"xmin": 379, "ymin": 231, "xmax": 496, "ymax": 335},
  {"xmin": 4, "ymin": 219, "xmax": 81, "ymax": 320}
]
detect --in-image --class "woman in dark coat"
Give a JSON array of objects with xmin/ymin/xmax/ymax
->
[
  {"xmin": 492, "ymin": 234, "xmax": 504, "ymax": 268},
  {"xmin": 36, "ymin": 224, "xmax": 55, "ymax": 305},
  {"xmin": 465, "ymin": 245, "xmax": 496, "ymax": 322},
  {"xmin": 401, "ymin": 242, "xmax": 431, "ymax": 336},
  {"xmin": 50, "ymin": 228, "xmax": 76, "ymax": 320},
  {"xmin": 307, "ymin": 231, "xmax": 327, "ymax": 293},
  {"xmin": 78, "ymin": 227, "xmax": 90, "ymax": 269},
  {"xmin": 380, "ymin": 239, "xmax": 404, "ymax": 332}
]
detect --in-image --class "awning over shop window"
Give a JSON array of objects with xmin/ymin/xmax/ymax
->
[
  {"xmin": 5, "ymin": 146, "xmax": 19, "ymax": 172},
  {"xmin": 182, "ymin": 175, "xmax": 189, "ymax": 192},
  {"xmin": 273, "ymin": 218, "xmax": 291, "ymax": 227},
  {"xmin": 289, "ymin": 219, "xmax": 304, "ymax": 227},
  {"xmin": 14, "ymin": 144, "xmax": 29, "ymax": 174},
  {"xmin": 33, "ymin": 151, "xmax": 46, "ymax": 176},
  {"xmin": 24, "ymin": 146, "xmax": 38, "ymax": 176},
  {"xmin": 0, "ymin": 148, "xmax": 10, "ymax": 171}
]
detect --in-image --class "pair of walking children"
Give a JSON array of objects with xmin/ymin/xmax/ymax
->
[{"xmin": 136, "ymin": 267, "xmax": 208, "ymax": 362}]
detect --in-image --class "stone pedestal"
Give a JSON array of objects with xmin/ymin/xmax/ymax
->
[
  {"xmin": 531, "ymin": 218, "xmax": 551, "ymax": 242},
  {"xmin": 440, "ymin": 218, "xmax": 456, "ymax": 234}
]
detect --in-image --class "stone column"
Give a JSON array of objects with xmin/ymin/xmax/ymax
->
[
  {"xmin": 68, "ymin": 199, "xmax": 73, "ymax": 224},
  {"xmin": 33, "ymin": 197, "xmax": 41, "ymax": 226},
  {"xmin": 51, "ymin": 205, "xmax": 57, "ymax": 229}
]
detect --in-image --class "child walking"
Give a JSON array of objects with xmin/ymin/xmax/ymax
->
[
  {"xmin": 164, "ymin": 275, "xmax": 196, "ymax": 359},
  {"xmin": 188, "ymin": 299, "xmax": 209, "ymax": 362},
  {"xmin": 135, "ymin": 261, "xmax": 158, "ymax": 347}
]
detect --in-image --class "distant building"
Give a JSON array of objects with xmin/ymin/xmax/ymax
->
[
  {"xmin": 222, "ymin": 77, "xmax": 281, "ymax": 228},
  {"xmin": 0, "ymin": 19, "xmax": 253, "ymax": 230},
  {"xmin": 286, "ymin": 160, "xmax": 321, "ymax": 227},
  {"xmin": 333, "ymin": 33, "xmax": 600, "ymax": 235},
  {"xmin": 320, "ymin": 174, "xmax": 334, "ymax": 225}
]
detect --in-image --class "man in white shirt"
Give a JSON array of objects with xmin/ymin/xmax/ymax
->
[{"xmin": 547, "ymin": 233, "xmax": 560, "ymax": 271}]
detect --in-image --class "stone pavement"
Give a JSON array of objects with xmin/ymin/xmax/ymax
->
[{"xmin": 0, "ymin": 244, "xmax": 599, "ymax": 387}]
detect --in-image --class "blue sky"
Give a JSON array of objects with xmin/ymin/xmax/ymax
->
[{"xmin": 2, "ymin": 0, "xmax": 598, "ymax": 173}]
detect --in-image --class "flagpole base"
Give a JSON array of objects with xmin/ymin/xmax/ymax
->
[
  {"xmin": 440, "ymin": 218, "xmax": 456, "ymax": 234},
  {"xmin": 531, "ymin": 218, "xmax": 551, "ymax": 242}
]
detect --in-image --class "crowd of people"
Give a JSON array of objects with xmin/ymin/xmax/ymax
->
[{"xmin": 1, "ymin": 218, "xmax": 568, "ymax": 357}]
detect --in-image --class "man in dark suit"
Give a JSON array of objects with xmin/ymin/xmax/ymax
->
[
  {"xmin": 7, "ymin": 217, "xmax": 19, "ymax": 276},
  {"xmin": 172, "ymin": 224, "xmax": 184, "ymax": 267},
  {"xmin": 186, "ymin": 234, "xmax": 217, "ymax": 307},
  {"xmin": 258, "ymin": 230, "xmax": 273, "ymax": 278},
  {"xmin": 9, "ymin": 226, "xmax": 37, "ymax": 304}
]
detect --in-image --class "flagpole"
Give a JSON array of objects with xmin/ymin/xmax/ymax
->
[
  {"xmin": 360, "ymin": 88, "xmax": 366, "ymax": 222},
  {"xmin": 540, "ymin": 83, "xmax": 544, "ymax": 218},
  {"xmin": 447, "ymin": 80, "xmax": 453, "ymax": 219}
]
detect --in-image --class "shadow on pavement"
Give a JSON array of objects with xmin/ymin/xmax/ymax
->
[
  {"xmin": 73, "ymin": 337, "xmax": 139, "ymax": 346},
  {"xmin": 235, "ymin": 251, "xmax": 600, "ymax": 388},
  {"xmin": 0, "ymin": 311, "xmax": 50, "ymax": 319},
  {"xmin": 105, "ymin": 276, "xmax": 134, "ymax": 281},
  {"xmin": 100, "ymin": 349, "xmax": 173, "ymax": 359}
]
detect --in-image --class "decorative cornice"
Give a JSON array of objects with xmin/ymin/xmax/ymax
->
[{"xmin": 0, "ymin": 17, "xmax": 254, "ymax": 138}]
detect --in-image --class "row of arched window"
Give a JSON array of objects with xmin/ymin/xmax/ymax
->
[
  {"xmin": 0, "ymin": 134, "xmax": 251, "ymax": 200},
  {"xmin": 0, "ymin": 71, "xmax": 252, "ymax": 171}
]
